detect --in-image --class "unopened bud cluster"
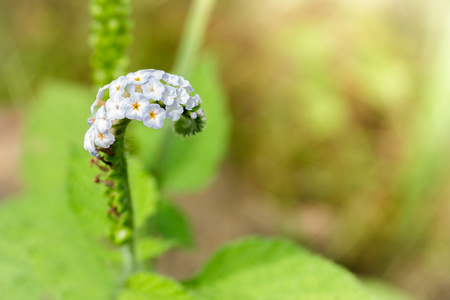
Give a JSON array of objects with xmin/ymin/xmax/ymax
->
[{"xmin": 84, "ymin": 69, "xmax": 206, "ymax": 156}]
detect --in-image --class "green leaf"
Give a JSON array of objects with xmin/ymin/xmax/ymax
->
[
  {"xmin": 118, "ymin": 273, "xmax": 196, "ymax": 300},
  {"xmin": 0, "ymin": 194, "xmax": 118, "ymax": 300},
  {"xmin": 363, "ymin": 279, "xmax": 416, "ymax": 300},
  {"xmin": 133, "ymin": 54, "xmax": 231, "ymax": 192},
  {"xmin": 23, "ymin": 79, "xmax": 92, "ymax": 195},
  {"xmin": 174, "ymin": 113, "xmax": 206, "ymax": 137},
  {"xmin": 0, "ymin": 197, "xmax": 44, "ymax": 300},
  {"xmin": 136, "ymin": 237, "xmax": 174, "ymax": 262},
  {"xmin": 0, "ymin": 80, "xmax": 119, "ymax": 299},
  {"xmin": 128, "ymin": 156, "xmax": 160, "ymax": 229},
  {"xmin": 184, "ymin": 237, "xmax": 372, "ymax": 300},
  {"xmin": 67, "ymin": 149, "xmax": 110, "ymax": 240},
  {"xmin": 148, "ymin": 199, "xmax": 193, "ymax": 247}
]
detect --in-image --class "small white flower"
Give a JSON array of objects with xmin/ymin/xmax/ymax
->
[
  {"xmin": 90, "ymin": 84, "xmax": 110, "ymax": 113},
  {"xmin": 176, "ymin": 88, "xmax": 190, "ymax": 105},
  {"xmin": 179, "ymin": 77, "xmax": 193, "ymax": 93},
  {"xmin": 87, "ymin": 117, "xmax": 95, "ymax": 127},
  {"xmin": 162, "ymin": 73, "xmax": 180, "ymax": 86},
  {"xmin": 142, "ymin": 104, "xmax": 166, "ymax": 129},
  {"xmin": 195, "ymin": 94, "xmax": 203, "ymax": 104},
  {"xmin": 165, "ymin": 100, "xmax": 183, "ymax": 121},
  {"xmin": 185, "ymin": 95, "xmax": 200, "ymax": 110},
  {"xmin": 144, "ymin": 69, "xmax": 165, "ymax": 80},
  {"xmin": 150, "ymin": 70, "xmax": 165, "ymax": 80},
  {"xmin": 94, "ymin": 106, "xmax": 112, "ymax": 133},
  {"xmin": 96, "ymin": 86, "xmax": 105, "ymax": 101},
  {"xmin": 109, "ymin": 76, "xmax": 128, "ymax": 97},
  {"xmin": 105, "ymin": 94, "xmax": 126, "ymax": 120},
  {"xmin": 84, "ymin": 126, "xmax": 97, "ymax": 154},
  {"xmin": 126, "ymin": 70, "xmax": 151, "ymax": 85},
  {"xmin": 124, "ymin": 83, "xmax": 136, "ymax": 95},
  {"xmin": 161, "ymin": 86, "xmax": 176, "ymax": 106},
  {"xmin": 185, "ymin": 85, "xmax": 194, "ymax": 93},
  {"xmin": 84, "ymin": 69, "xmax": 206, "ymax": 155},
  {"xmin": 124, "ymin": 93, "xmax": 150, "ymax": 121},
  {"xmin": 142, "ymin": 78, "xmax": 165, "ymax": 100},
  {"xmin": 90, "ymin": 99, "xmax": 105, "ymax": 114},
  {"xmin": 95, "ymin": 130, "xmax": 115, "ymax": 148}
]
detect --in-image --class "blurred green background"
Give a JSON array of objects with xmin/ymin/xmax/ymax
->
[{"xmin": 1, "ymin": 0, "xmax": 450, "ymax": 299}]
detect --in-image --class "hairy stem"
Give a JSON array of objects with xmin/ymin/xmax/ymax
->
[{"xmin": 103, "ymin": 120, "xmax": 138, "ymax": 274}]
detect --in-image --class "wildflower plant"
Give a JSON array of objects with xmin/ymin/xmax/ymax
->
[
  {"xmin": 0, "ymin": 0, "xmax": 402, "ymax": 299},
  {"xmin": 84, "ymin": 69, "xmax": 206, "ymax": 247}
]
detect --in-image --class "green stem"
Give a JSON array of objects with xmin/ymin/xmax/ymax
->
[
  {"xmin": 103, "ymin": 120, "xmax": 138, "ymax": 275},
  {"xmin": 153, "ymin": 0, "xmax": 217, "ymax": 183},
  {"xmin": 172, "ymin": 0, "xmax": 217, "ymax": 76}
]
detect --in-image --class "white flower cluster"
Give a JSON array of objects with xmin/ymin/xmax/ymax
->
[{"xmin": 84, "ymin": 69, "xmax": 205, "ymax": 156}]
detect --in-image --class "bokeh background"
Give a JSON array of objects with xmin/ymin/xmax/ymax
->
[{"xmin": 1, "ymin": 0, "xmax": 450, "ymax": 299}]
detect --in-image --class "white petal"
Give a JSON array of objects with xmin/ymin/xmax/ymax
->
[
  {"xmin": 165, "ymin": 101, "xmax": 183, "ymax": 121},
  {"xmin": 95, "ymin": 130, "xmax": 115, "ymax": 148},
  {"xmin": 126, "ymin": 93, "xmax": 149, "ymax": 121},
  {"xmin": 106, "ymin": 95, "xmax": 126, "ymax": 120},
  {"xmin": 143, "ymin": 104, "xmax": 166, "ymax": 129},
  {"xmin": 161, "ymin": 86, "xmax": 176, "ymax": 106},
  {"xmin": 126, "ymin": 70, "xmax": 151, "ymax": 85},
  {"xmin": 94, "ymin": 106, "xmax": 112, "ymax": 132},
  {"xmin": 84, "ymin": 127, "xmax": 97, "ymax": 153},
  {"xmin": 185, "ymin": 96, "xmax": 199, "ymax": 110},
  {"xmin": 151, "ymin": 70, "xmax": 165, "ymax": 80},
  {"xmin": 177, "ymin": 88, "xmax": 190, "ymax": 104},
  {"xmin": 143, "ymin": 79, "xmax": 164, "ymax": 100},
  {"xmin": 109, "ymin": 76, "xmax": 128, "ymax": 96},
  {"xmin": 162, "ymin": 73, "xmax": 180, "ymax": 86}
]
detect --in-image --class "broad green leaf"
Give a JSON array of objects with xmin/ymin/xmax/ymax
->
[
  {"xmin": 119, "ymin": 273, "xmax": 196, "ymax": 300},
  {"xmin": 25, "ymin": 199, "xmax": 118, "ymax": 300},
  {"xmin": 0, "ymin": 197, "xmax": 44, "ymax": 300},
  {"xmin": 128, "ymin": 156, "xmax": 160, "ymax": 229},
  {"xmin": 185, "ymin": 237, "xmax": 372, "ymax": 300},
  {"xmin": 147, "ymin": 199, "xmax": 193, "ymax": 247},
  {"xmin": 363, "ymin": 279, "xmax": 416, "ymax": 300},
  {"xmin": 67, "ymin": 149, "xmax": 110, "ymax": 240},
  {"xmin": 133, "ymin": 54, "xmax": 231, "ymax": 192},
  {"xmin": 136, "ymin": 237, "xmax": 174, "ymax": 262},
  {"xmin": 0, "ymin": 80, "xmax": 119, "ymax": 299},
  {"xmin": 0, "ymin": 193, "xmax": 118, "ymax": 300},
  {"xmin": 23, "ymin": 79, "xmax": 92, "ymax": 195}
]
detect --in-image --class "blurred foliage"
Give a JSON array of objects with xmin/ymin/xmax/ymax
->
[
  {"xmin": 90, "ymin": 0, "xmax": 132, "ymax": 86},
  {"xmin": 1, "ymin": 0, "xmax": 450, "ymax": 299},
  {"xmin": 119, "ymin": 273, "xmax": 195, "ymax": 300},
  {"xmin": 363, "ymin": 279, "xmax": 416, "ymax": 300},
  {"xmin": 184, "ymin": 237, "xmax": 371, "ymax": 300},
  {"xmin": 0, "ymin": 80, "xmax": 119, "ymax": 299}
]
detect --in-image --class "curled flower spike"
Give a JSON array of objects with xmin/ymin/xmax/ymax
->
[{"xmin": 84, "ymin": 69, "xmax": 206, "ymax": 156}]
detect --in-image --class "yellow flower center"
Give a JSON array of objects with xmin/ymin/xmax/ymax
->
[
  {"xmin": 132, "ymin": 102, "xmax": 140, "ymax": 111},
  {"xmin": 98, "ymin": 133, "xmax": 104, "ymax": 140},
  {"xmin": 116, "ymin": 85, "xmax": 121, "ymax": 91},
  {"xmin": 135, "ymin": 77, "xmax": 141, "ymax": 81},
  {"xmin": 149, "ymin": 111, "xmax": 157, "ymax": 119}
]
